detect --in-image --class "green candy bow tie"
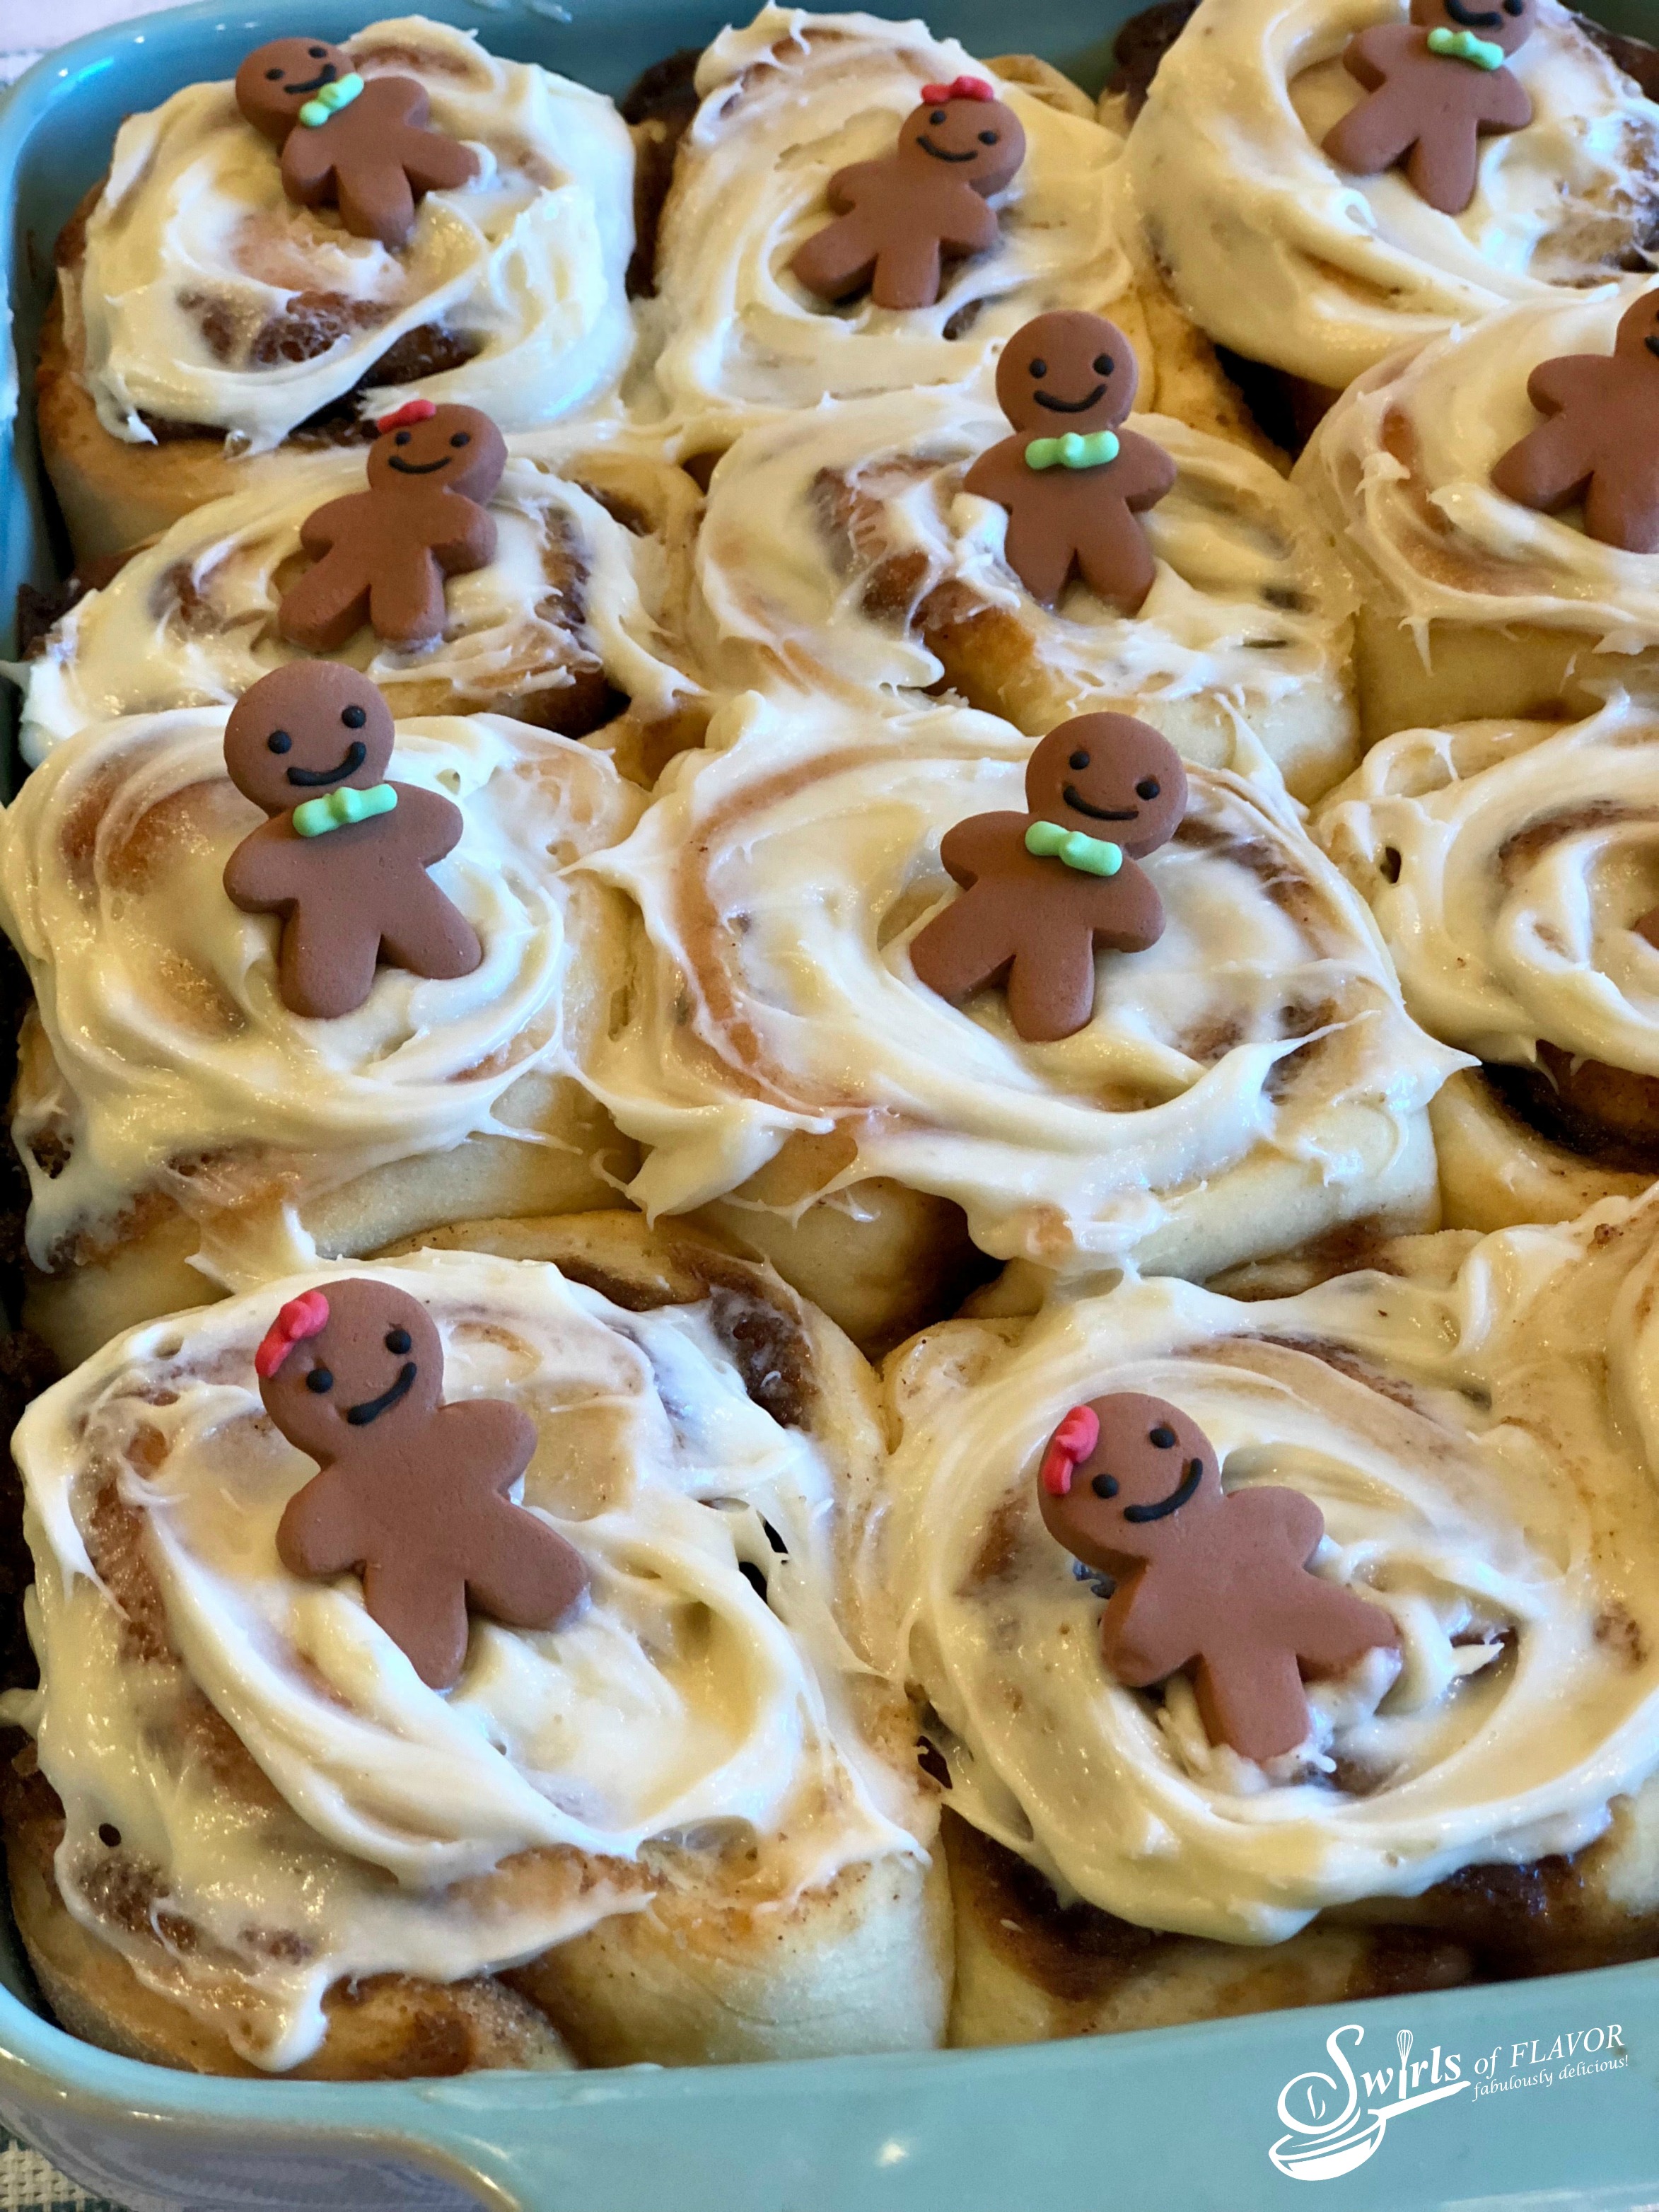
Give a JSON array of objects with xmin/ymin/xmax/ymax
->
[
  {"xmin": 1426, "ymin": 26, "xmax": 1503, "ymax": 66},
  {"xmin": 1024, "ymin": 429, "xmax": 1121, "ymax": 472},
  {"xmin": 298, "ymin": 72, "xmax": 365, "ymax": 127},
  {"xmin": 293, "ymin": 781, "xmax": 397, "ymax": 838},
  {"xmin": 1025, "ymin": 820, "xmax": 1124, "ymax": 875}
]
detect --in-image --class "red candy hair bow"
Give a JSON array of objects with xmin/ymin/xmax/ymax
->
[
  {"xmin": 255, "ymin": 1290, "xmax": 331, "ymax": 1379},
  {"xmin": 921, "ymin": 75, "xmax": 994, "ymax": 102},
  {"xmin": 1040, "ymin": 1404, "xmax": 1101, "ymax": 1496},
  {"xmin": 376, "ymin": 398, "xmax": 438, "ymax": 434}
]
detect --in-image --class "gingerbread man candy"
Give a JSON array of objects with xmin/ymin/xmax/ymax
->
[
  {"xmin": 1491, "ymin": 289, "xmax": 1659, "ymax": 552},
  {"xmin": 789, "ymin": 75, "xmax": 1026, "ymax": 312},
  {"xmin": 279, "ymin": 401, "xmax": 507, "ymax": 653},
  {"xmin": 1037, "ymin": 1394, "xmax": 1399, "ymax": 1762},
  {"xmin": 235, "ymin": 37, "xmax": 479, "ymax": 249},
  {"xmin": 963, "ymin": 311, "xmax": 1175, "ymax": 612},
  {"xmin": 262, "ymin": 1281, "xmax": 588, "ymax": 1689},
  {"xmin": 1321, "ymin": 0, "xmax": 1537, "ymax": 217},
  {"xmin": 909, "ymin": 714, "xmax": 1186, "ymax": 1043},
  {"xmin": 221, "ymin": 661, "xmax": 482, "ymax": 1020}
]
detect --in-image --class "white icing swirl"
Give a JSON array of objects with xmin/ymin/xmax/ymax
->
[
  {"xmin": 1315, "ymin": 693, "xmax": 1659, "ymax": 1071},
  {"xmin": 0, "ymin": 709, "xmax": 641, "ymax": 1276},
  {"xmin": 641, "ymin": 8, "xmax": 1136, "ymax": 441},
  {"xmin": 692, "ymin": 380, "xmax": 1354, "ymax": 726},
  {"xmin": 15, "ymin": 440, "xmax": 702, "ymax": 765},
  {"xmin": 8, "ymin": 1247, "xmax": 916, "ymax": 2067},
  {"xmin": 1295, "ymin": 284, "xmax": 1659, "ymax": 644},
  {"xmin": 75, "ymin": 18, "xmax": 636, "ymax": 452},
  {"xmin": 584, "ymin": 690, "xmax": 1465, "ymax": 1274},
  {"xmin": 866, "ymin": 1211, "xmax": 1659, "ymax": 1938},
  {"xmin": 1128, "ymin": 0, "xmax": 1659, "ymax": 389}
]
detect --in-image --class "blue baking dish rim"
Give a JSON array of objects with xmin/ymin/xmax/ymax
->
[{"xmin": 4, "ymin": 2, "xmax": 1659, "ymax": 2206}]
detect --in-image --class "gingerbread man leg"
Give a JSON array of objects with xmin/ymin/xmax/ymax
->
[
  {"xmin": 791, "ymin": 214, "xmax": 878, "ymax": 303},
  {"xmin": 1003, "ymin": 508, "xmax": 1078, "ymax": 609},
  {"xmin": 1585, "ymin": 464, "xmax": 1659, "ymax": 557},
  {"xmin": 464, "ymin": 1506, "xmax": 588, "ymax": 1631},
  {"xmin": 1405, "ymin": 124, "xmax": 1477, "ymax": 221},
  {"xmin": 278, "ymin": 549, "xmax": 373, "ymax": 654},
  {"xmin": 363, "ymin": 1549, "xmax": 470, "ymax": 1689},
  {"xmin": 1076, "ymin": 508, "xmax": 1157, "ymax": 614},
  {"xmin": 337, "ymin": 158, "xmax": 417, "ymax": 250},
  {"xmin": 869, "ymin": 233, "xmax": 945, "ymax": 313},
  {"xmin": 368, "ymin": 550, "xmax": 448, "ymax": 649},
  {"xmin": 1195, "ymin": 1646, "xmax": 1309, "ymax": 1764},
  {"xmin": 280, "ymin": 909, "xmax": 383, "ymax": 1022},
  {"xmin": 1005, "ymin": 934, "xmax": 1098, "ymax": 1043},
  {"xmin": 377, "ymin": 875, "xmax": 483, "ymax": 986}
]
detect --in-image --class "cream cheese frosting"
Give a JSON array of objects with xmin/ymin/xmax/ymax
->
[
  {"xmin": 0, "ymin": 708, "xmax": 641, "ymax": 1279},
  {"xmin": 583, "ymin": 689, "xmax": 1466, "ymax": 1275},
  {"xmin": 866, "ymin": 1203, "xmax": 1659, "ymax": 1939},
  {"xmin": 1315, "ymin": 694, "xmax": 1659, "ymax": 1071},
  {"xmin": 692, "ymin": 380, "xmax": 1354, "ymax": 724},
  {"xmin": 640, "ymin": 8, "xmax": 1137, "ymax": 443},
  {"xmin": 74, "ymin": 18, "xmax": 636, "ymax": 452},
  {"xmin": 1295, "ymin": 284, "xmax": 1659, "ymax": 646},
  {"xmin": 1129, "ymin": 0, "xmax": 1659, "ymax": 390},
  {"xmin": 14, "ymin": 440, "xmax": 702, "ymax": 765},
  {"xmin": 4, "ymin": 1247, "xmax": 917, "ymax": 2067}
]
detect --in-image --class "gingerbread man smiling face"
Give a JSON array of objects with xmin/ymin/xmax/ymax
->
[
  {"xmin": 263, "ymin": 1279, "xmax": 588, "ymax": 1690},
  {"xmin": 1036, "ymin": 1392, "xmax": 1399, "ymax": 1762}
]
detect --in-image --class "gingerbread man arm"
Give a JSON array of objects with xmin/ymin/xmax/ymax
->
[
  {"xmin": 1337, "ymin": 23, "xmax": 1407, "ymax": 92},
  {"xmin": 388, "ymin": 783, "xmax": 467, "ymax": 867},
  {"xmin": 276, "ymin": 1464, "xmax": 373, "ymax": 1583},
  {"xmin": 1100, "ymin": 1565, "xmax": 1199, "ymax": 1688},
  {"xmin": 1490, "ymin": 413, "xmax": 1598, "ymax": 514},
  {"xmin": 1476, "ymin": 68, "xmax": 1532, "ymax": 130},
  {"xmin": 426, "ymin": 494, "xmax": 499, "ymax": 576},
  {"xmin": 223, "ymin": 821, "xmax": 298, "ymax": 916},
  {"xmin": 296, "ymin": 493, "xmax": 363, "ymax": 560},
  {"xmin": 380, "ymin": 83, "xmax": 481, "ymax": 197},
  {"xmin": 444, "ymin": 1397, "xmax": 536, "ymax": 1498},
  {"xmin": 937, "ymin": 812, "xmax": 1023, "ymax": 887},
  {"xmin": 932, "ymin": 186, "xmax": 1000, "ymax": 259},
  {"xmin": 961, "ymin": 437, "xmax": 1035, "ymax": 509},
  {"xmin": 1084, "ymin": 860, "xmax": 1163, "ymax": 954},
  {"xmin": 1109, "ymin": 431, "xmax": 1180, "ymax": 511},
  {"xmin": 1230, "ymin": 1490, "xmax": 1399, "ymax": 1675},
  {"xmin": 279, "ymin": 120, "xmax": 341, "ymax": 204}
]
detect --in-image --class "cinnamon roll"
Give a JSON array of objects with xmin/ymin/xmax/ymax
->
[
  {"xmin": 583, "ymin": 689, "xmax": 1462, "ymax": 1352},
  {"xmin": 639, "ymin": 6, "xmax": 1258, "ymax": 462},
  {"xmin": 691, "ymin": 383, "xmax": 1357, "ymax": 801},
  {"xmin": 40, "ymin": 18, "xmax": 636, "ymax": 559},
  {"xmin": 0, "ymin": 709, "xmax": 644, "ymax": 1364},
  {"xmin": 1128, "ymin": 0, "xmax": 1659, "ymax": 397},
  {"xmin": 15, "ymin": 437, "xmax": 706, "ymax": 787},
  {"xmin": 866, "ymin": 1198, "xmax": 1659, "ymax": 2044},
  {"xmin": 0, "ymin": 1221, "xmax": 945, "ymax": 2073},
  {"xmin": 1315, "ymin": 694, "xmax": 1659, "ymax": 1230},
  {"xmin": 1296, "ymin": 284, "xmax": 1659, "ymax": 740}
]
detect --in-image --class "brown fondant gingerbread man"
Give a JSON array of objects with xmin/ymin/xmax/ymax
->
[
  {"xmin": 909, "ymin": 714, "xmax": 1186, "ymax": 1043},
  {"xmin": 221, "ymin": 660, "xmax": 482, "ymax": 1020},
  {"xmin": 1037, "ymin": 1394, "xmax": 1399, "ymax": 1762},
  {"xmin": 1321, "ymin": 0, "xmax": 1537, "ymax": 217},
  {"xmin": 963, "ymin": 311, "xmax": 1175, "ymax": 612},
  {"xmin": 235, "ymin": 37, "xmax": 479, "ymax": 249},
  {"xmin": 279, "ymin": 400, "xmax": 507, "ymax": 653},
  {"xmin": 1491, "ymin": 289, "xmax": 1659, "ymax": 552},
  {"xmin": 261, "ymin": 1279, "xmax": 588, "ymax": 1689},
  {"xmin": 789, "ymin": 76, "xmax": 1025, "ymax": 311}
]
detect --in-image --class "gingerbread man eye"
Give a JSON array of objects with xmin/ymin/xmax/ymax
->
[
  {"xmin": 395, "ymin": 431, "xmax": 412, "ymax": 446},
  {"xmin": 306, "ymin": 1367, "xmax": 334, "ymax": 1394},
  {"xmin": 1149, "ymin": 1424, "xmax": 1177, "ymax": 1448},
  {"xmin": 1093, "ymin": 353, "xmax": 1114, "ymax": 374},
  {"xmin": 1028, "ymin": 358, "xmax": 1048, "ymax": 378},
  {"xmin": 450, "ymin": 432, "xmax": 471, "ymax": 448},
  {"xmin": 266, "ymin": 66, "xmax": 284, "ymax": 80},
  {"xmin": 979, "ymin": 129, "xmax": 999, "ymax": 145},
  {"xmin": 930, "ymin": 109, "xmax": 947, "ymax": 125},
  {"xmin": 1091, "ymin": 1472, "xmax": 1119, "ymax": 1498},
  {"xmin": 1136, "ymin": 778, "xmax": 1161, "ymax": 801},
  {"xmin": 267, "ymin": 730, "xmax": 292, "ymax": 755},
  {"xmin": 1069, "ymin": 750, "xmax": 1090, "ymax": 769},
  {"xmin": 1502, "ymin": 0, "xmax": 1523, "ymax": 12},
  {"xmin": 308, "ymin": 44, "xmax": 327, "ymax": 56},
  {"xmin": 385, "ymin": 1327, "xmax": 412, "ymax": 1354},
  {"xmin": 342, "ymin": 704, "xmax": 367, "ymax": 730}
]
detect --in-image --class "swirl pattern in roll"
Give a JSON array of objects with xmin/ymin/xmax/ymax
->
[
  {"xmin": 1129, "ymin": 0, "xmax": 1659, "ymax": 390},
  {"xmin": 863, "ymin": 1201, "xmax": 1659, "ymax": 1940},
  {"xmin": 692, "ymin": 383, "xmax": 1357, "ymax": 798},
  {"xmin": 584, "ymin": 690, "xmax": 1465, "ymax": 1281},
  {"xmin": 0, "ymin": 709, "xmax": 641, "ymax": 1295},
  {"xmin": 3, "ymin": 1246, "xmax": 924, "ymax": 2069},
  {"xmin": 643, "ymin": 8, "xmax": 1140, "ymax": 441},
  {"xmin": 72, "ymin": 16, "xmax": 636, "ymax": 453},
  {"xmin": 16, "ymin": 438, "xmax": 706, "ymax": 773}
]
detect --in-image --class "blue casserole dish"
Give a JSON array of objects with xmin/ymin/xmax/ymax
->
[{"xmin": 6, "ymin": 1, "xmax": 1659, "ymax": 2204}]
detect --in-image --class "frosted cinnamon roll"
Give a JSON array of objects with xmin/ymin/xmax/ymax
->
[
  {"xmin": 639, "ymin": 6, "xmax": 1256, "ymax": 459},
  {"xmin": 1296, "ymin": 284, "xmax": 1659, "ymax": 741},
  {"xmin": 15, "ymin": 438, "xmax": 705, "ymax": 786},
  {"xmin": 41, "ymin": 18, "xmax": 636, "ymax": 559},
  {"xmin": 0, "ymin": 1223, "xmax": 944, "ymax": 2073},
  {"xmin": 1315, "ymin": 694, "xmax": 1659, "ymax": 1230},
  {"xmin": 583, "ymin": 689, "xmax": 1462, "ymax": 1352},
  {"xmin": 866, "ymin": 1201, "xmax": 1659, "ymax": 2045},
  {"xmin": 0, "ymin": 706, "xmax": 644, "ymax": 1365},
  {"xmin": 692, "ymin": 382, "xmax": 1357, "ymax": 802},
  {"xmin": 1127, "ymin": 0, "xmax": 1659, "ymax": 397}
]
